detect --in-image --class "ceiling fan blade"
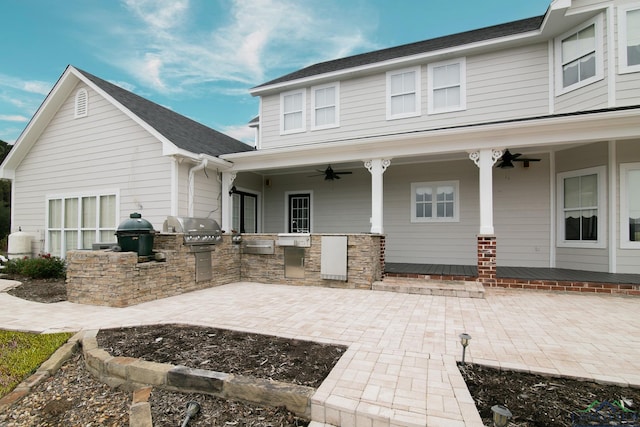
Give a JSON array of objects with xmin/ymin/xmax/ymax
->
[
  {"xmin": 335, "ymin": 171, "xmax": 352, "ymax": 175},
  {"xmin": 513, "ymin": 158, "xmax": 541, "ymax": 162}
]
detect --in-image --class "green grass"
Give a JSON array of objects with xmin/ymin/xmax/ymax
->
[{"xmin": 0, "ymin": 330, "xmax": 73, "ymax": 397}]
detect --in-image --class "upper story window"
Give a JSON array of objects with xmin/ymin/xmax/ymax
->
[
  {"xmin": 619, "ymin": 4, "xmax": 640, "ymax": 74},
  {"xmin": 620, "ymin": 163, "xmax": 640, "ymax": 248},
  {"xmin": 74, "ymin": 88, "xmax": 88, "ymax": 118},
  {"xmin": 555, "ymin": 15, "xmax": 604, "ymax": 95},
  {"xmin": 557, "ymin": 166, "xmax": 606, "ymax": 248},
  {"xmin": 386, "ymin": 66, "xmax": 421, "ymax": 120},
  {"xmin": 311, "ymin": 83, "xmax": 339, "ymax": 130},
  {"xmin": 411, "ymin": 181, "xmax": 459, "ymax": 223},
  {"xmin": 427, "ymin": 58, "xmax": 466, "ymax": 114},
  {"xmin": 280, "ymin": 89, "xmax": 306, "ymax": 135}
]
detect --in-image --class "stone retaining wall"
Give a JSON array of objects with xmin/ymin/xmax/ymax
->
[
  {"xmin": 80, "ymin": 330, "xmax": 314, "ymax": 418},
  {"xmin": 66, "ymin": 233, "xmax": 384, "ymax": 307}
]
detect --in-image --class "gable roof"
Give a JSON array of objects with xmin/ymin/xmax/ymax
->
[
  {"xmin": 75, "ymin": 68, "xmax": 254, "ymax": 157},
  {"xmin": 253, "ymin": 15, "xmax": 545, "ymax": 90}
]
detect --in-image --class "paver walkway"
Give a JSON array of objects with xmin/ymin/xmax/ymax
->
[{"xmin": 1, "ymin": 280, "xmax": 639, "ymax": 426}]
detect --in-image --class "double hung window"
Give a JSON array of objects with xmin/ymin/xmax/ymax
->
[
  {"xmin": 555, "ymin": 16, "xmax": 603, "ymax": 94},
  {"xmin": 619, "ymin": 4, "xmax": 640, "ymax": 73},
  {"xmin": 47, "ymin": 193, "xmax": 117, "ymax": 257},
  {"xmin": 311, "ymin": 83, "xmax": 339, "ymax": 129},
  {"xmin": 280, "ymin": 90, "xmax": 305, "ymax": 134},
  {"xmin": 386, "ymin": 67, "xmax": 421, "ymax": 120},
  {"xmin": 620, "ymin": 163, "xmax": 640, "ymax": 248},
  {"xmin": 427, "ymin": 58, "xmax": 466, "ymax": 114},
  {"xmin": 411, "ymin": 181, "xmax": 459, "ymax": 222},
  {"xmin": 557, "ymin": 167, "xmax": 605, "ymax": 247}
]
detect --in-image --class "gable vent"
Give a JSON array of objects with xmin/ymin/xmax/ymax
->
[{"xmin": 74, "ymin": 88, "xmax": 88, "ymax": 118}]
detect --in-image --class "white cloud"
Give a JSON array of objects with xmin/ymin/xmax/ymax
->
[
  {"xmin": 0, "ymin": 115, "xmax": 28, "ymax": 122},
  {"xmin": 221, "ymin": 123, "xmax": 255, "ymax": 144},
  {"xmin": 0, "ymin": 74, "xmax": 51, "ymax": 95},
  {"xmin": 103, "ymin": 0, "xmax": 376, "ymax": 94}
]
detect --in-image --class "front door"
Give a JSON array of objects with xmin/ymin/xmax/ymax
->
[{"xmin": 288, "ymin": 193, "xmax": 310, "ymax": 233}]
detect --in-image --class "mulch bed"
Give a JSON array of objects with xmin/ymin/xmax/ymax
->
[
  {"xmin": 97, "ymin": 324, "xmax": 347, "ymax": 388},
  {"xmin": 459, "ymin": 363, "xmax": 640, "ymax": 427}
]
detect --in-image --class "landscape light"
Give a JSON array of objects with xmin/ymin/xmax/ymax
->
[
  {"xmin": 181, "ymin": 401, "xmax": 201, "ymax": 427},
  {"xmin": 491, "ymin": 404, "xmax": 512, "ymax": 427},
  {"xmin": 459, "ymin": 333, "xmax": 471, "ymax": 365}
]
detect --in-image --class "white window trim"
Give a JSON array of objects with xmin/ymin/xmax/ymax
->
[
  {"xmin": 410, "ymin": 180, "xmax": 460, "ymax": 223},
  {"xmin": 46, "ymin": 189, "xmax": 119, "ymax": 257},
  {"xmin": 556, "ymin": 166, "xmax": 607, "ymax": 249},
  {"xmin": 386, "ymin": 66, "xmax": 421, "ymax": 120},
  {"xmin": 618, "ymin": 3, "xmax": 640, "ymax": 74},
  {"xmin": 311, "ymin": 82, "xmax": 340, "ymax": 130},
  {"xmin": 427, "ymin": 57, "xmax": 466, "ymax": 115},
  {"xmin": 279, "ymin": 89, "xmax": 306, "ymax": 135},
  {"xmin": 74, "ymin": 88, "xmax": 88, "ymax": 118},
  {"xmin": 554, "ymin": 14, "xmax": 604, "ymax": 96},
  {"xmin": 620, "ymin": 162, "xmax": 640, "ymax": 249}
]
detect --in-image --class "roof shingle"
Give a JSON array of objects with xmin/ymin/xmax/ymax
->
[
  {"xmin": 76, "ymin": 68, "xmax": 254, "ymax": 157},
  {"xmin": 254, "ymin": 15, "xmax": 545, "ymax": 89}
]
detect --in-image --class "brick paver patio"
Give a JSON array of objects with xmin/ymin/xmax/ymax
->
[{"xmin": 1, "ymin": 280, "xmax": 638, "ymax": 426}]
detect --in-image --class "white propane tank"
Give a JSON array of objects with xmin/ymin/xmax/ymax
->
[{"xmin": 8, "ymin": 230, "xmax": 33, "ymax": 260}]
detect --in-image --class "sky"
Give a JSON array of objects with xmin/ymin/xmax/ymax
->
[{"xmin": 0, "ymin": 0, "xmax": 551, "ymax": 145}]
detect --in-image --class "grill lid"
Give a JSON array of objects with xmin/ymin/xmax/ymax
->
[
  {"xmin": 117, "ymin": 213, "xmax": 155, "ymax": 233},
  {"xmin": 163, "ymin": 216, "xmax": 223, "ymax": 245}
]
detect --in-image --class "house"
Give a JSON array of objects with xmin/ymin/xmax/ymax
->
[
  {"xmin": 217, "ymin": 0, "xmax": 640, "ymax": 280},
  {"xmin": 2, "ymin": 0, "xmax": 639, "ymax": 290},
  {"xmin": 0, "ymin": 66, "xmax": 253, "ymax": 257}
]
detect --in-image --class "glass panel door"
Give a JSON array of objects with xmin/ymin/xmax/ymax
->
[{"xmin": 289, "ymin": 194, "xmax": 310, "ymax": 233}]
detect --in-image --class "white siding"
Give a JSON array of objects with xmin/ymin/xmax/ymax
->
[
  {"xmin": 13, "ymin": 82, "xmax": 173, "ymax": 246},
  {"xmin": 261, "ymin": 167, "xmax": 371, "ymax": 233},
  {"xmin": 191, "ymin": 165, "xmax": 223, "ymax": 222},
  {"xmin": 383, "ymin": 161, "xmax": 479, "ymax": 265},
  {"xmin": 493, "ymin": 153, "xmax": 551, "ymax": 267},
  {"xmin": 617, "ymin": 73, "xmax": 640, "ymax": 106},
  {"xmin": 259, "ymin": 43, "xmax": 550, "ymax": 149}
]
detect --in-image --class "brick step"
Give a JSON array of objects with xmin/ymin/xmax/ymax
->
[{"xmin": 373, "ymin": 277, "xmax": 485, "ymax": 298}]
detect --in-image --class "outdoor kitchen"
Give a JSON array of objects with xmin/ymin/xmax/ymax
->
[{"xmin": 65, "ymin": 214, "xmax": 385, "ymax": 307}]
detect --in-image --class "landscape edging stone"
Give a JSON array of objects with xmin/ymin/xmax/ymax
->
[{"xmin": 81, "ymin": 332, "xmax": 314, "ymax": 420}]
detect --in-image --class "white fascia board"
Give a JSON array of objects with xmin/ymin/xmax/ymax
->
[
  {"xmin": 162, "ymin": 143, "xmax": 233, "ymax": 169},
  {"xmin": 221, "ymin": 109, "xmax": 640, "ymax": 171}
]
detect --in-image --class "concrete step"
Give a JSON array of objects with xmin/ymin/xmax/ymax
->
[{"xmin": 373, "ymin": 277, "xmax": 485, "ymax": 298}]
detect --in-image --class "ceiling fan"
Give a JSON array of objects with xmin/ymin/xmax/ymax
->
[
  {"xmin": 309, "ymin": 165, "xmax": 353, "ymax": 180},
  {"xmin": 496, "ymin": 149, "xmax": 541, "ymax": 169}
]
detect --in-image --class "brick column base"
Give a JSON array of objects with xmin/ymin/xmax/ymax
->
[{"xmin": 477, "ymin": 235, "xmax": 496, "ymax": 286}]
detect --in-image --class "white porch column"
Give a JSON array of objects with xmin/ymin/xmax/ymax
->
[
  {"xmin": 221, "ymin": 171, "xmax": 236, "ymax": 233},
  {"xmin": 365, "ymin": 159, "xmax": 391, "ymax": 234},
  {"xmin": 469, "ymin": 149, "xmax": 502, "ymax": 235}
]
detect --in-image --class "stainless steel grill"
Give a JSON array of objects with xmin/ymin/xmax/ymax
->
[
  {"xmin": 163, "ymin": 216, "xmax": 223, "ymax": 247},
  {"xmin": 163, "ymin": 216, "xmax": 223, "ymax": 282}
]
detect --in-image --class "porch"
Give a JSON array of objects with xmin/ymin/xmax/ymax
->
[{"xmin": 385, "ymin": 263, "xmax": 640, "ymax": 296}]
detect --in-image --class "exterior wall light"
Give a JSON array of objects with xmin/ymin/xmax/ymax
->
[
  {"xmin": 459, "ymin": 333, "xmax": 471, "ymax": 364},
  {"xmin": 491, "ymin": 404, "xmax": 512, "ymax": 427}
]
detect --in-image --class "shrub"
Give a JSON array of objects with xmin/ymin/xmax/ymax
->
[{"xmin": 4, "ymin": 254, "xmax": 66, "ymax": 279}]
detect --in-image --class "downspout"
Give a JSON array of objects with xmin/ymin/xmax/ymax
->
[{"xmin": 188, "ymin": 157, "xmax": 208, "ymax": 217}]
